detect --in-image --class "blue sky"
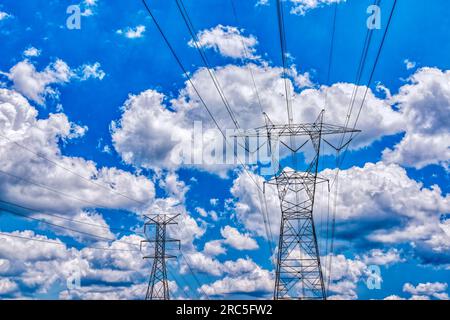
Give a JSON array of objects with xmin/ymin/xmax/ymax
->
[{"xmin": 0, "ymin": 0, "xmax": 449, "ymax": 300}]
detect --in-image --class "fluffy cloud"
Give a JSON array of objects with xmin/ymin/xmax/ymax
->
[
  {"xmin": 293, "ymin": 82, "xmax": 404, "ymax": 151},
  {"xmin": 231, "ymin": 161, "xmax": 450, "ymax": 265},
  {"xmin": 402, "ymin": 282, "xmax": 449, "ymax": 300},
  {"xmin": 77, "ymin": 62, "xmax": 106, "ymax": 81},
  {"xmin": 111, "ymin": 89, "xmax": 191, "ymax": 171},
  {"xmin": 222, "ymin": 258, "xmax": 260, "ymax": 275},
  {"xmin": 116, "ymin": 25, "xmax": 146, "ymax": 39},
  {"xmin": 0, "ymin": 60, "xmax": 107, "ymax": 104},
  {"xmin": 0, "ymin": 11, "xmax": 11, "ymax": 21},
  {"xmin": 289, "ymin": 0, "xmax": 346, "ymax": 15},
  {"xmin": 229, "ymin": 170, "xmax": 280, "ymax": 239},
  {"xmin": 321, "ymin": 162, "xmax": 450, "ymax": 264},
  {"xmin": 288, "ymin": 161, "xmax": 449, "ymax": 272},
  {"xmin": 200, "ymin": 265, "xmax": 272, "ymax": 297},
  {"xmin": 404, "ymin": 59, "xmax": 417, "ymax": 70},
  {"xmin": 256, "ymin": 0, "xmax": 269, "ymax": 6},
  {"xmin": 0, "ymin": 230, "xmax": 153, "ymax": 299},
  {"xmin": 0, "ymin": 278, "xmax": 18, "ymax": 295},
  {"xmin": 79, "ymin": 0, "xmax": 98, "ymax": 17},
  {"xmin": 203, "ymin": 240, "xmax": 227, "ymax": 256},
  {"xmin": 324, "ymin": 253, "xmax": 381, "ymax": 300},
  {"xmin": 382, "ymin": 68, "xmax": 450, "ymax": 169},
  {"xmin": 0, "ymin": 88, "xmax": 155, "ymax": 230},
  {"xmin": 189, "ymin": 25, "xmax": 258, "ymax": 60},
  {"xmin": 1, "ymin": 60, "xmax": 72, "ymax": 104},
  {"xmin": 195, "ymin": 207, "xmax": 218, "ymax": 221},
  {"xmin": 180, "ymin": 251, "xmax": 223, "ymax": 276},
  {"xmin": 111, "ymin": 57, "xmax": 408, "ymax": 176},
  {"xmin": 220, "ymin": 225, "xmax": 259, "ymax": 250},
  {"xmin": 110, "ymin": 59, "xmax": 447, "ymax": 180},
  {"xmin": 386, "ymin": 282, "xmax": 450, "ymax": 300},
  {"xmin": 324, "ymin": 249, "xmax": 404, "ymax": 299},
  {"xmin": 361, "ymin": 248, "xmax": 404, "ymax": 266},
  {"xmin": 34, "ymin": 210, "xmax": 115, "ymax": 242},
  {"xmin": 23, "ymin": 47, "xmax": 41, "ymax": 58},
  {"xmin": 158, "ymin": 171, "xmax": 189, "ymax": 202}
]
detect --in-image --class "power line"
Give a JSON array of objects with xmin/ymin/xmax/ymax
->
[
  {"xmin": 0, "ymin": 169, "xmax": 146, "ymax": 227},
  {"xmin": 229, "ymin": 0, "xmax": 265, "ymax": 116},
  {"xmin": 0, "ymin": 199, "xmax": 142, "ymax": 235},
  {"xmin": 169, "ymin": 266, "xmax": 198, "ymax": 299},
  {"xmin": 0, "ymin": 169, "xmax": 112, "ymax": 209},
  {"xmin": 0, "ymin": 231, "xmax": 141, "ymax": 252},
  {"xmin": 326, "ymin": 0, "xmax": 398, "ymax": 295},
  {"xmin": 327, "ymin": 0, "xmax": 382, "ymax": 294},
  {"xmin": 141, "ymin": 0, "xmax": 274, "ymax": 251},
  {"xmin": 175, "ymin": 0, "xmax": 263, "ymax": 156},
  {"xmin": 175, "ymin": 0, "xmax": 241, "ymax": 130},
  {"xmin": 351, "ymin": 0, "xmax": 398, "ymax": 134},
  {"xmin": 1, "ymin": 204, "xmax": 141, "ymax": 247},
  {"xmin": 275, "ymin": 0, "xmax": 299, "ymax": 170},
  {"xmin": 140, "ymin": 0, "xmax": 268, "ymax": 192},
  {"xmin": 275, "ymin": 0, "xmax": 293, "ymax": 126},
  {"xmin": 0, "ymin": 132, "xmax": 148, "ymax": 207},
  {"xmin": 335, "ymin": 0, "xmax": 380, "ymax": 154},
  {"xmin": 323, "ymin": 1, "xmax": 338, "ymax": 296},
  {"xmin": 167, "ymin": 266, "xmax": 196, "ymax": 299},
  {"xmin": 175, "ymin": 0, "xmax": 273, "ymax": 254},
  {"xmin": 325, "ymin": 3, "xmax": 381, "ymax": 289},
  {"xmin": 181, "ymin": 253, "xmax": 210, "ymax": 300},
  {"xmin": 324, "ymin": 2, "xmax": 338, "ymax": 109},
  {"xmin": 333, "ymin": 0, "xmax": 397, "ymax": 177},
  {"xmin": 258, "ymin": 184, "xmax": 275, "ymax": 258}
]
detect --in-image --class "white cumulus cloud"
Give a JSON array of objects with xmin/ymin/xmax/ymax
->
[
  {"xmin": 117, "ymin": 25, "xmax": 146, "ymax": 39},
  {"xmin": 189, "ymin": 24, "xmax": 258, "ymax": 60},
  {"xmin": 220, "ymin": 225, "xmax": 259, "ymax": 250}
]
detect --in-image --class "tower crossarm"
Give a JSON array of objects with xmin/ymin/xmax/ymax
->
[{"xmin": 234, "ymin": 122, "xmax": 360, "ymax": 138}]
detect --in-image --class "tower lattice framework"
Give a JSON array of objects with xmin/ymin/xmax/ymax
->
[
  {"xmin": 237, "ymin": 111, "xmax": 360, "ymax": 300},
  {"xmin": 141, "ymin": 214, "xmax": 180, "ymax": 300}
]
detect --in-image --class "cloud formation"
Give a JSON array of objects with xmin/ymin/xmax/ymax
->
[{"xmin": 189, "ymin": 24, "xmax": 259, "ymax": 60}]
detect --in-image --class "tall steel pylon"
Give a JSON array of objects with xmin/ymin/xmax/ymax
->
[
  {"xmin": 141, "ymin": 214, "xmax": 180, "ymax": 300},
  {"xmin": 237, "ymin": 111, "xmax": 360, "ymax": 300}
]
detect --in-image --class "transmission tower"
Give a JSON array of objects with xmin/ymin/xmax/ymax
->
[
  {"xmin": 141, "ymin": 214, "xmax": 180, "ymax": 300},
  {"xmin": 237, "ymin": 110, "xmax": 360, "ymax": 300}
]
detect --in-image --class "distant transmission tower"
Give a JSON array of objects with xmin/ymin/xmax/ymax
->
[
  {"xmin": 141, "ymin": 214, "xmax": 180, "ymax": 300},
  {"xmin": 237, "ymin": 111, "xmax": 360, "ymax": 300}
]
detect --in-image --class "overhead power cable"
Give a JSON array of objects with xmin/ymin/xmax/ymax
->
[
  {"xmin": 0, "ymin": 132, "xmax": 148, "ymax": 207},
  {"xmin": 323, "ymin": 2, "xmax": 338, "ymax": 109},
  {"xmin": 326, "ymin": 0, "xmax": 398, "ymax": 296},
  {"xmin": 335, "ymin": 0, "xmax": 380, "ymax": 155},
  {"xmin": 167, "ymin": 266, "xmax": 198, "ymax": 300},
  {"xmin": 0, "ymin": 169, "xmax": 112, "ymax": 209},
  {"xmin": 175, "ymin": 0, "xmax": 265, "ymax": 156},
  {"xmin": 175, "ymin": 0, "xmax": 241, "ymax": 130},
  {"xmin": 0, "ymin": 198, "xmax": 142, "ymax": 235},
  {"xmin": 275, "ymin": 0, "xmax": 293, "ymax": 126},
  {"xmin": 181, "ymin": 253, "xmax": 210, "ymax": 300},
  {"xmin": 0, "ymin": 231, "xmax": 141, "ymax": 252},
  {"xmin": 141, "ymin": 0, "xmax": 275, "ymax": 250},
  {"xmin": 229, "ymin": 0, "xmax": 265, "ymax": 116},
  {"xmin": 1, "ymin": 203, "xmax": 141, "ymax": 247}
]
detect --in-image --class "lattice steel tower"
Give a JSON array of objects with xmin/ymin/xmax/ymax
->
[
  {"xmin": 237, "ymin": 111, "xmax": 359, "ymax": 300},
  {"xmin": 141, "ymin": 214, "xmax": 180, "ymax": 300}
]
